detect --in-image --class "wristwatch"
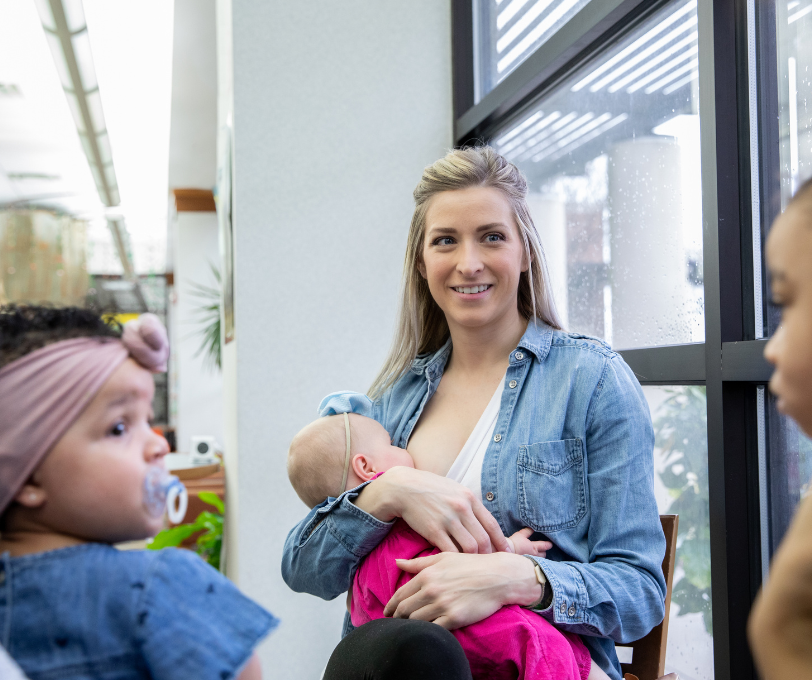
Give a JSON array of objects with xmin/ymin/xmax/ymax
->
[{"xmin": 522, "ymin": 555, "xmax": 553, "ymax": 610}]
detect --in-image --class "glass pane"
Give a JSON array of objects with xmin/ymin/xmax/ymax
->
[
  {"xmin": 474, "ymin": 0, "xmax": 594, "ymax": 100},
  {"xmin": 766, "ymin": 392, "xmax": 812, "ymax": 553},
  {"xmin": 644, "ymin": 385, "xmax": 713, "ymax": 680},
  {"xmin": 494, "ymin": 0, "xmax": 703, "ymax": 349},
  {"xmin": 762, "ymin": 2, "xmax": 812, "ymax": 337}
]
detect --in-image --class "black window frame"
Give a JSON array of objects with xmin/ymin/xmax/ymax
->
[{"xmin": 451, "ymin": 1, "xmax": 774, "ymax": 678}]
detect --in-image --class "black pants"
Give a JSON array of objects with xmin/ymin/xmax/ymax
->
[{"xmin": 323, "ymin": 619, "xmax": 473, "ymax": 680}]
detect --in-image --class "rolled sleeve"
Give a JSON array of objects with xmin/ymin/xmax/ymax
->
[{"xmin": 282, "ymin": 481, "xmax": 394, "ymax": 600}]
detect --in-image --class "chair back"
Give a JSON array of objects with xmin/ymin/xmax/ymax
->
[{"xmin": 619, "ymin": 514, "xmax": 679, "ymax": 680}]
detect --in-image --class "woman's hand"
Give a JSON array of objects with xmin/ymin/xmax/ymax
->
[
  {"xmin": 382, "ymin": 551, "xmax": 541, "ymax": 630},
  {"xmin": 353, "ymin": 466, "xmax": 510, "ymax": 554}
]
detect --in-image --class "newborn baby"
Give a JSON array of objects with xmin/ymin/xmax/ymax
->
[{"xmin": 288, "ymin": 413, "xmax": 608, "ymax": 680}]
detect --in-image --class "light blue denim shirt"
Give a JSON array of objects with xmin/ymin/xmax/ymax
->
[{"xmin": 282, "ymin": 322, "xmax": 666, "ymax": 680}]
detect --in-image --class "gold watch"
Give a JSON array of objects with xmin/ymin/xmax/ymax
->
[{"xmin": 522, "ymin": 555, "xmax": 549, "ymax": 610}]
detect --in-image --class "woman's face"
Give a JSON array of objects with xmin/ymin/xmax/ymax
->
[
  {"xmin": 764, "ymin": 203, "xmax": 812, "ymax": 436},
  {"xmin": 419, "ymin": 186, "xmax": 528, "ymax": 334}
]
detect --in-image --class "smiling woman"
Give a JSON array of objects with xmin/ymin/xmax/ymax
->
[{"xmin": 283, "ymin": 146, "xmax": 667, "ymax": 680}]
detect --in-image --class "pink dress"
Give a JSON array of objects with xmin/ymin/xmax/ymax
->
[{"xmin": 351, "ymin": 520, "xmax": 592, "ymax": 680}]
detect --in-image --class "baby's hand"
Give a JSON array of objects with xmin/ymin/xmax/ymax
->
[{"xmin": 506, "ymin": 527, "xmax": 553, "ymax": 558}]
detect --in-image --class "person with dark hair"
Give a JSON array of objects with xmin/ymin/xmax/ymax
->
[
  {"xmin": 0, "ymin": 305, "xmax": 278, "ymax": 680},
  {"xmin": 748, "ymin": 181, "xmax": 812, "ymax": 680}
]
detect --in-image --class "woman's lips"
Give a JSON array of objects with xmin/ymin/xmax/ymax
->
[{"xmin": 451, "ymin": 284, "xmax": 492, "ymax": 296}]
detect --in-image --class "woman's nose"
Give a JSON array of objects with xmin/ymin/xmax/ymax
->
[{"xmin": 456, "ymin": 242, "xmax": 484, "ymax": 277}]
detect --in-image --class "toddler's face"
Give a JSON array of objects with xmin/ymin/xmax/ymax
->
[{"xmin": 31, "ymin": 358, "xmax": 170, "ymax": 543}]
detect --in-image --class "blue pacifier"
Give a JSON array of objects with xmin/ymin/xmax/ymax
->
[{"xmin": 144, "ymin": 466, "xmax": 188, "ymax": 524}]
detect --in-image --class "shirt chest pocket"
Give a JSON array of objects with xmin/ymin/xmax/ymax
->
[{"xmin": 517, "ymin": 438, "xmax": 586, "ymax": 532}]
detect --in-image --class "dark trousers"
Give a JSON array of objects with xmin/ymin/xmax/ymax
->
[{"xmin": 323, "ymin": 618, "xmax": 473, "ymax": 680}]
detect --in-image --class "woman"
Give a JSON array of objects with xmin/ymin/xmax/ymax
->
[
  {"xmin": 748, "ymin": 179, "xmax": 812, "ymax": 680},
  {"xmin": 282, "ymin": 147, "xmax": 666, "ymax": 680}
]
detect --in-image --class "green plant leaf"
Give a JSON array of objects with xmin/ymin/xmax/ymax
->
[
  {"xmin": 197, "ymin": 491, "xmax": 225, "ymax": 514},
  {"xmin": 148, "ymin": 524, "xmax": 199, "ymax": 549}
]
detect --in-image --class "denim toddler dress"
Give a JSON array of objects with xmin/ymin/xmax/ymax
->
[{"xmin": 1, "ymin": 544, "xmax": 278, "ymax": 680}]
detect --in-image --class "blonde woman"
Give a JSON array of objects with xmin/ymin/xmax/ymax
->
[{"xmin": 282, "ymin": 147, "xmax": 666, "ymax": 680}]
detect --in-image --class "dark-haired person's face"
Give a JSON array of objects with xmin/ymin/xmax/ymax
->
[
  {"xmin": 419, "ymin": 186, "xmax": 528, "ymax": 334},
  {"xmin": 764, "ymin": 205, "xmax": 812, "ymax": 436}
]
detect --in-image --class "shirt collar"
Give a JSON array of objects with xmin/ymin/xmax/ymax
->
[{"xmin": 409, "ymin": 320, "xmax": 553, "ymax": 377}]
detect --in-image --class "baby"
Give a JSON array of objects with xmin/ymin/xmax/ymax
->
[
  {"xmin": 0, "ymin": 305, "xmax": 277, "ymax": 680},
  {"xmin": 288, "ymin": 412, "xmax": 609, "ymax": 680}
]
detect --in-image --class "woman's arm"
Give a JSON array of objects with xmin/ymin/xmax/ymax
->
[
  {"xmin": 530, "ymin": 355, "xmax": 667, "ymax": 642},
  {"xmin": 282, "ymin": 468, "xmax": 510, "ymax": 599},
  {"xmin": 383, "ymin": 355, "xmax": 667, "ymax": 642}
]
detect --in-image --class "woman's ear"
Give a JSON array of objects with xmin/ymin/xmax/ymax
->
[
  {"xmin": 351, "ymin": 453, "xmax": 377, "ymax": 482},
  {"xmin": 417, "ymin": 258, "xmax": 427, "ymax": 279},
  {"xmin": 14, "ymin": 482, "xmax": 46, "ymax": 509}
]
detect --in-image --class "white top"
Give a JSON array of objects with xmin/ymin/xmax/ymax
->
[{"xmin": 445, "ymin": 376, "xmax": 505, "ymax": 502}]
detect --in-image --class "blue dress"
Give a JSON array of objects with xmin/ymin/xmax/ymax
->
[{"xmin": 1, "ymin": 544, "xmax": 278, "ymax": 680}]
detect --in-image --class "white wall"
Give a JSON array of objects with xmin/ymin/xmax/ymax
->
[
  {"xmin": 170, "ymin": 211, "xmax": 224, "ymax": 453},
  {"xmin": 220, "ymin": 2, "xmax": 453, "ymax": 677}
]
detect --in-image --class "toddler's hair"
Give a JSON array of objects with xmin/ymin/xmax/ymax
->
[
  {"xmin": 287, "ymin": 415, "xmax": 349, "ymax": 508},
  {"xmin": 0, "ymin": 305, "xmax": 120, "ymax": 369}
]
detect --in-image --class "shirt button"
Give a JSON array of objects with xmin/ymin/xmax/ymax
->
[
  {"xmin": 514, "ymin": 352, "xmax": 524, "ymax": 360},
  {"xmin": 493, "ymin": 434, "xmax": 502, "ymax": 442},
  {"xmin": 485, "ymin": 491, "xmax": 495, "ymax": 501},
  {"xmin": 568, "ymin": 606, "xmax": 576, "ymax": 617},
  {"xmin": 509, "ymin": 380, "xmax": 518, "ymax": 389},
  {"xmin": 559, "ymin": 602, "xmax": 567, "ymax": 614}
]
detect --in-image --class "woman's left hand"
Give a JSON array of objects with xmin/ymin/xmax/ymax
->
[{"xmin": 383, "ymin": 551, "xmax": 541, "ymax": 630}]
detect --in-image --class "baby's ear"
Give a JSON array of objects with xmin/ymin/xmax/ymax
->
[
  {"xmin": 351, "ymin": 453, "xmax": 377, "ymax": 482},
  {"xmin": 14, "ymin": 482, "xmax": 47, "ymax": 508}
]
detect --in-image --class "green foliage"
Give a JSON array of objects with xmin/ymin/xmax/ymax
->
[
  {"xmin": 188, "ymin": 263, "xmax": 221, "ymax": 371},
  {"xmin": 653, "ymin": 385, "xmax": 713, "ymax": 634},
  {"xmin": 148, "ymin": 492, "xmax": 224, "ymax": 571}
]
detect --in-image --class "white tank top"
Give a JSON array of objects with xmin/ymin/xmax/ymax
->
[{"xmin": 444, "ymin": 376, "xmax": 505, "ymax": 502}]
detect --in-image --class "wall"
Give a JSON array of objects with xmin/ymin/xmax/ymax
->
[
  {"xmin": 170, "ymin": 210, "xmax": 224, "ymax": 453},
  {"xmin": 220, "ymin": 2, "xmax": 453, "ymax": 677}
]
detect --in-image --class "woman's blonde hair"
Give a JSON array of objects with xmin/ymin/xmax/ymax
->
[{"xmin": 369, "ymin": 146, "xmax": 563, "ymax": 399}]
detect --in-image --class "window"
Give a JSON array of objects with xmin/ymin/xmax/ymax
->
[
  {"xmin": 493, "ymin": 0, "xmax": 701, "ymax": 349},
  {"xmin": 454, "ymin": 0, "xmax": 786, "ymax": 676},
  {"xmin": 646, "ymin": 385, "xmax": 713, "ymax": 679},
  {"xmin": 475, "ymin": 0, "xmax": 594, "ymax": 98}
]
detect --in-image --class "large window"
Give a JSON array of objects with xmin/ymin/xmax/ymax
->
[{"xmin": 452, "ymin": 0, "xmax": 800, "ymax": 677}]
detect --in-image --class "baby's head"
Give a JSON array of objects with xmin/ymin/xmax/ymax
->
[
  {"xmin": 288, "ymin": 413, "xmax": 414, "ymax": 508},
  {"xmin": 0, "ymin": 305, "xmax": 171, "ymax": 547}
]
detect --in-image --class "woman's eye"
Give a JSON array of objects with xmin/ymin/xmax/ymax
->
[
  {"xmin": 433, "ymin": 237, "xmax": 455, "ymax": 246},
  {"xmin": 484, "ymin": 233, "xmax": 505, "ymax": 243},
  {"xmin": 109, "ymin": 421, "xmax": 127, "ymax": 437}
]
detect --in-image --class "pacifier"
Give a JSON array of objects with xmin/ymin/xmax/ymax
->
[{"xmin": 143, "ymin": 465, "xmax": 188, "ymax": 524}]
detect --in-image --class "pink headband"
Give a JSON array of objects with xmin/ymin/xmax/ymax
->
[{"xmin": 0, "ymin": 313, "xmax": 169, "ymax": 514}]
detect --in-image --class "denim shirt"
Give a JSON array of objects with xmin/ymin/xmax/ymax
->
[
  {"xmin": 3, "ymin": 544, "xmax": 278, "ymax": 680},
  {"xmin": 282, "ymin": 322, "xmax": 666, "ymax": 680}
]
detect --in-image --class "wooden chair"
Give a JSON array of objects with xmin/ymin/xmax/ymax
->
[{"xmin": 619, "ymin": 514, "xmax": 679, "ymax": 680}]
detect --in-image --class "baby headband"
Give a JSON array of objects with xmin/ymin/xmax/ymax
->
[
  {"xmin": 0, "ymin": 313, "xmax": 169, "ymax": 514},
  {"xmin": 340, "ymin": 412, "xmax": 352, "ymax": 496}
]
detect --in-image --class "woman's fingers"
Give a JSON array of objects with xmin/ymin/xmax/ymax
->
[
  {"xmin": 384, "ymin": 576, "xmax": 422, "ymax": 617},
  {"xmin": 458, "ymin": 512, "xmax": 494, "ymax": 554},
  {"xmin": 472, "ymin": 501, "xmax": 510, "ymax": 553},
  {"xmin": 396, "ymin": 555, "xmax": 441, "ymax": 574}
]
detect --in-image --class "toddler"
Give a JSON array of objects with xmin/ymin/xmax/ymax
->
[
  {"xmin": 0, "ymin": 305, "xmax": 277, "ymax": 680},
  {"xmin": 288, "ymin": 411, "xmax": 609, "ymax": 680}
]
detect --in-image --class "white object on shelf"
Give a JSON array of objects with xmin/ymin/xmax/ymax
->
[{"xmin": 190, "ymin": 435, "xmax": 218, "ymax": 465}]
